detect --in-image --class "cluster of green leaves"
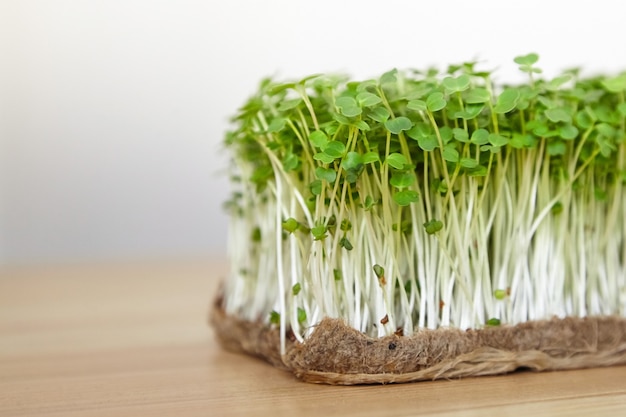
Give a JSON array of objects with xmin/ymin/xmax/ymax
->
[{"xmin": 226, "ymin": 54, "xmax": 626, "ymax": 241}]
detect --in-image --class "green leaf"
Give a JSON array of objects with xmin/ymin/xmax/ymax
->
[
  {"xmin": 332, "ymin": 112, "xmax": 351, "ymax": 125},
  {"xmin": 251, "ymin": 227, "xmax": 262, "ymax": 242},
  {"xmin": 459, "ymin": 157, "xmax": 478, "ymax": 168},
  {"xmin": 551, "ymin": 201, "xmax": 564, "ymax": 215},
  {"xmin": 595, "ymin": 187, "xmax": 607, "ymax": 201},
  {"xmin": 363, "ymin": 195, "xmax": 377, "ymax": 210},
  {"xmin": 393, "ymin": 220, "xmax": 413, "ymax": 235},
  {"xmin": 266, "ymin": 141, "xmax": 281, "ymax": 151},
  {"xmin": 575, "ymin": 108, "xmax": 596, "ymax": 129},
  {"xmin": 309, "ymin": 180, "xmax": 322, "ymax": 196},
  {"xmin": 386, "ymin": 153, "xmax": 408, "ymax": 169},
  {"xmin": 277, "ymin": 98, "xmax": 302, "ymax": 111},
  {"xmin": 510, "ymin": 133, "xmax": 537, "ymax": 149},
  {"xmin": 596, "ymin": 123, "xmax": 617, "ymax": 138},
  {"xmin": 545, "ymin": 108, "xmax": 572, "ymax": 123},
  {"xmin": 470, "ymin": 128, "xmax": 489, "ymax": 145},
  {"xmin": 546, "ymin": 74, "xmax": 572, "ymax": 91},
  {"xmin": 426, "ymin": 92, "xmax": 447, "ymax": 112},
  {"xmin": 439, "ymin": 126, "xmax": 453, "ymax": 144},
  {"xmin": 250, "ymin": 165, "xmax": 273, "ymax": 186},
  {"xmin": 339, "ymin": 237, "xmax": 353, "ymax": 251},
  {"xmin": 595, "ymin": 126, "xmax": 617, "ymax": 157},
  {"xmin": 379, "ymin": 68, "xmax": 397, "ymax": 85},
  {"xmin": 292, "ymin": 282, "xmax": 302, "ymax": 295},
  {"xmin": 313, "ymin": 152, "xmax": 335, "ymax": 164},
  {"xmin": 342, "ymin": 153, "xmax": 365, "ymax": 183},
  {"xmin": 267, "ymin": 118, "xmax": 286, "ymax": 132},
  {"xmin": 467, "ymin": 165, "xmax": 488, "ymax": 177},
  {"xmin": 269, "ymin": 311, "xmax": 280, "ymax": 325},
  {"xmin": 547, "ymin": 140, "xmax": 567, "ymax": 156},
  {"xmin": 618, "ymin": 102, "xmax": 626, "ymax": 117},
  {"xmin": 581, "ymin": 89, "xmax": 604, "ymax": 103},
  {"xmin": 442, "ymin": 74, "xmax": 471, "ymax": 93},
  {"xmin": 282, "ymin": 218, "xmax": 299, "ymax": 234},
  {"xmin": 282, "ymin": 153, "xmax": 299, "ymax": 171},
  {"xmin": 323, "ymin": 141, "xmax": 346, "ymax": 158},
  {"xmin": 393, "ymin": 190, "xmax": 420, "ymax": 206},
  {"xmin": 390, "ymin": 171, "xmax": 415, "ymax": 189},
  {"xmin": 514, "ymin": 54, "xmax": 541, "ymax": 74},
  {"xmin": 494, "ymin": 289, "xmax": 507, "ymax": 300},
  {"xmin": 435, "ymin": 179, "xmax": 448, "ymax": 193},
  {"xmin": 514, "ymin": 52, "xmax": 539, "ymax": 66},
  {"xmin": 423, "ymin": 219, "xmax": 443, "ymax": 235},
  {"xmin": 596, "ymin": 107, "xmax": 619, "ymax": 124},
  {"xmin": 315, "ymin": 166, "xmax": 337, "ymax": 183},
  {"xmin": 311, "ymin": 225, "xmax": 327, "ymax": 240},
  {"xmin": 268, "ymin": 82, "xmax": 295, "ymax": 95},
  {"xmin": 367, "ymin": 106, "xmax": 390, "ymax": 123},
  {"xmin": 537, "ymin": 96, "xmax": 558, "ymax": 109},
  {"xmin": 494, "ymin": 88, "xmax": 520, "ymax": 113},
  {"xmin": 297, "ymin": 307, "xmax": 307, "ymax": 323},
  {"xmin": 601, "ymin": 73, "xmax": 626, "ymax": 92},
  {"xmin": 309, "ymin": 130, "xmax": 329, "ymax": 148},
  {"xmin": 452, "ymin": 128, "xmax": 469, "ymax": 142},
  {"xmin": 559, "ymin": 124, "xmax": 579, "ymax": 140},
  {"xmin": 341, "ymin": 151, "xmax": 363, "ymax": 170},
  {"xmin": 407, "ymin": 99, "xmax": 427, "ymax": 111},
  {"xmin": 340, "ymin": 107, "xmax": 362, "ymax": 118},
  {"xmin": 455, "ymin": 103, "xmax": 485, "ymax": 120},
  {"xmin": 488, "ymin": 133, "xmax": 509, "ymax": 147},
  {"xmin": 356, "ymin": 79, "xmax": 377, "ymax": 92},
  {"xmin": 406, "ymin": 122, "xmax": 432, "ymax": 139},
  {"xmin": 352, "ymin": 120, "xmax": 371, "ymax": 131},
  {"xmin": 480, "ymin": 144, "xmax": 503, "ymax": 153},
  {"xmin": 464, "ymin": 88, "xmax": 490, "ymax": 104},
  {"xmin": 297, "ymin": 73, "xmax": 322, "ymax": 85},
  {"xmin": 442, "ymin": 144, "xmax": 459, "ymax": 162},
  {"xmin": 486, "ymin": 318, "xmax": 501, "ymax": 326},
  {"xmin": 596, "ymin": 138, "xmax": 615, "ymax": 157},
  {"xmin": 385, "ymin": 117, "xmax": 413, "ymax": 134},
  {"xmin": 373, "ymin": 264, "xmax": 385, "ymax": 279},
  {"xmin": 529, "ymin": 120, "xmax": 551, "ymax": 137},
  {"xmin": 417, "ymin": 135, "xmax": 438, "ymax": 151},
  {"xmin": 336, "ymin": 96, "xmax": 362, "ymax": 117},
  {"xmin": 405, "ymin": 84, "xmax": 433, "ymax": 100},
  {"xmin": 362, "ymin": 152, "xmax": 380, "ymax": 164},
  {"xmin": 356, "ymin": 91, "xmax": 382, "ymax": 107},
  {"xmin": 333, "ymin": 268, "xmax": 344, "ymax": 281}
]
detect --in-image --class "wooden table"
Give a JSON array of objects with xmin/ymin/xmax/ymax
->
[{"xmin": 1, "ymin": 259, "xmax": 625, "ymax": 416}]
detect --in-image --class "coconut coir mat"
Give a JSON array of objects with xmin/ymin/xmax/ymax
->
[{"xmin": 211, "ymin": 301, "xmax": 626, "ymax": 385}]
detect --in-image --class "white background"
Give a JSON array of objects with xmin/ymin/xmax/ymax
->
[{"xmin": 1, "ymin": 0, "xmax": 625, "ymax": 264}]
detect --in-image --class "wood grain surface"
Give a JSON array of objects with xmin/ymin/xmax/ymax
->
[{"xmin": 1, "ymin": 259, "xmax": 625, "ymax": 416}]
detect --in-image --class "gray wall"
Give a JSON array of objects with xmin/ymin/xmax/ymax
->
[{"xmin": 2, "ymin": 0, "xmax": 624, "ymax": 264}]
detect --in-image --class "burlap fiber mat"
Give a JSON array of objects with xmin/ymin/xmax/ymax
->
[{"xmin": 211, "ymin": 300, "xmax": 626, "ymax": 385}]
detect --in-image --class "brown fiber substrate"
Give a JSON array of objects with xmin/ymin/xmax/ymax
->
[{"xmin": 211, "ymin": 301, "xmax": 626, "ymax": 385}]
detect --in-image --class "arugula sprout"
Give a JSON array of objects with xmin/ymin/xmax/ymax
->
[{"xmin": 222, "ymin": 55, "xmax": 626, "ymax": 354}]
